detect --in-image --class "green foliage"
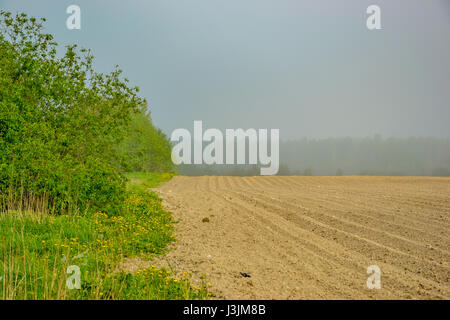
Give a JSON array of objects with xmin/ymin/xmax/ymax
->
[
  {"xmin": 0, "ymin": 11, "xmax": 173, "ymax": 213},
  {"xmin": 0, "ymin": 11, "xmax": 200, "ymax": 300},
  {"xmin": 125, "ymin": 171, "xmax": 176, "ymax": 190},
  {"xmin": 117, "ymin": 111, "xmax": 174, "ymax": 173}
]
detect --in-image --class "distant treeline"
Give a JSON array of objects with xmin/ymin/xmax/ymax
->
[{"xmin": 177, "ymin": 136, "xmax": 450, "ymax": 176}]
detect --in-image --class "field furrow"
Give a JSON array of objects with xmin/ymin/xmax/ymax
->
[{"xmin": 155, "ymin": 176, "xmax": 450, "ymax": 299}]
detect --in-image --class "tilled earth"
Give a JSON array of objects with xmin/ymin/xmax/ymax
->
[{"xmin": 154, "ymin": 176, "xmax": 450, "ymax": 299}]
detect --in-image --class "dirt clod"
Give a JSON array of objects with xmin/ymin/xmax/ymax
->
[{"xmin": 240, "ymin": 272, "xmax": 251, "ymax": 278}]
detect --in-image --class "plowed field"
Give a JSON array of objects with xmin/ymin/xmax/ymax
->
[{"xmin": 155, "ymin": 176, "xmax": 450, "ymax": 299}]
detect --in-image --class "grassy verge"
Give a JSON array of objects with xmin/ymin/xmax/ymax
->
[{"xmin": 0, "ymin": 173, "xmax": 208, "ymax": 300}]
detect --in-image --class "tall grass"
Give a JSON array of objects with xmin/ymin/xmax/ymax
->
[
  {"xmin": 0, "ymin": 173, "xmax": 208, "ymax": 300},
  {"xmin": 0, "ymin": 182, "xmax": 83, "ymax": 217}
]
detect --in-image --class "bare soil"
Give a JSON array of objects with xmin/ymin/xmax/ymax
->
[{"xmin": 153, "ymin": 176, "xmax": 450, "ymax": 299}]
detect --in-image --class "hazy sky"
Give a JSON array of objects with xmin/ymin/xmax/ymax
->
[{"xmin": 2, "ymin": 0, "xmax": 449, "ymax": 139}]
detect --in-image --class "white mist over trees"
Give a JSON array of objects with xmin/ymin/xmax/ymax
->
[{"xmin": 177, "ymin": 136, "xmax": 450, "ymax": 176}]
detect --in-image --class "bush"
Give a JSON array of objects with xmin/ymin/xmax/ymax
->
[
  {"xmin": 117, "ymin": 110, "xmax": 174, "ymax": 173},
  {"xmin": 0, "ymin": 11, "xmax": 145, "ymax": 213}
]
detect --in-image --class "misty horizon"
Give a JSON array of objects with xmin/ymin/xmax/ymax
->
[{"xmin": 1, "ymin": 0, "xmax": 449, "ymax": 140}]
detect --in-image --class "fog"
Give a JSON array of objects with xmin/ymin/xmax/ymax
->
[
  {"xmin": 3, "ymin": 0, "xmax": 449, "ymax": 139},
  {"xmin": 176, "ymin": 136, "xmax": 450, "ymax": 176},
  {"xmin": 2, "ymin": 0, "xmax": 449, "ymax": 175}
]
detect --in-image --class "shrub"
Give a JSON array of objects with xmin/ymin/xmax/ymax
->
[{"xmin": 0, "ymin": 11, "xmax": 144, "ymax": 213}]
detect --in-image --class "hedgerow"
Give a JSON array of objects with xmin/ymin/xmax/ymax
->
[{"xmin": 0, "ymin": 11, "xmax": 171, "ymax": 213}]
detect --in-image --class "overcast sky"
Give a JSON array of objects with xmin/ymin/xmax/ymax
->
[{"xmin": 2, "ymin": 0, "xmax": 449, "ymax": 139}]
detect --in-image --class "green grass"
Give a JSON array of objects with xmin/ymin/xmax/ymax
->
[
  {"xmin": 0, "ymin": 172, "xmax": 208, "ymax": 300},
  {"xmin": 125, "ymin": 172, "xmax": 176, "ymax": 190}
]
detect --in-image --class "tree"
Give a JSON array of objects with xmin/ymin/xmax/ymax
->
[
  {"xmin": 117, "ymin": 109, "xmax": 174, "ymax": 172},
  {"xmin": 0, "ymin": 11, "xmax": 146, "ymax": 213}
]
